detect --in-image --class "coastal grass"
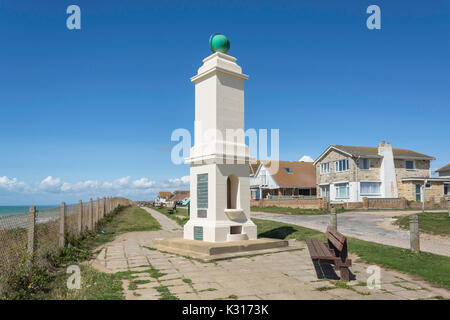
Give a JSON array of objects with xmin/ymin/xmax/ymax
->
[
  {"xmin": 251, "ymin": 205, "xmax": 345, "ymax": 215},
  {"xmin": 393, "ymin": 212, "xmax": 450, "ymax": 236},
  {"xmin": 32, "ymin": 264, "xmax": 124, "ymax": 300},
  {"xmin": 253, "ymin": 218, "xmax": 450, "ymax": 289},
  {"xmin": 5, "ymin": 205, "xmax": 162, "ymax": 300}
]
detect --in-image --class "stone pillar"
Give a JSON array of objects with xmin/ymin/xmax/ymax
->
[
  {"xmin": 409, "ymin": 215, "xmax": 420, "ymax": 253},
  {"xmin": 329, "ymin": 206, "xmax": 337, "ymax": 229},
  {"xmin": 77, "ymin": 200, "xmax": 83, "ymax": 234},
  {"xmin": 59, "ymin": 202, "xmax": 66, "ymax": 248},
  {"xmin": 363, "ymin": 197, "xmax": 369, "ymax": 209}
]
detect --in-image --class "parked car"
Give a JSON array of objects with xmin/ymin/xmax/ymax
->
[{"xmin": 182, "ymin": 197, "xmax": 190, "ymax": 206}]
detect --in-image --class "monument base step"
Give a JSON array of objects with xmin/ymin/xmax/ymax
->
[{"xmin": 153, "ymin": 237, "xmax": 297, "ymax": 261}]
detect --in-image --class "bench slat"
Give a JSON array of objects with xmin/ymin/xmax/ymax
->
[{"xmin": 306, "ymin": 239, "xmax": 334, "ymax": 260}]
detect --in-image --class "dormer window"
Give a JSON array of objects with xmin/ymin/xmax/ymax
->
[
  {"xmin": 285, "ymin": 167, "xmax": 293, "ymax": 174},
  {"xmin": 406, "ymin": 160, "xmax": 415, "ymax": 170}
]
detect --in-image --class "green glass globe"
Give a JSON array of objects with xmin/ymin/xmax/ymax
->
[{"xmin": 209, "ymin": 33, "xmax": 230, "ymax": 54}]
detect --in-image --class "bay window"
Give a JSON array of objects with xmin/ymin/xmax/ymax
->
[{"xmin": 335, "ymin": 183, "xmax": 349, "ymax": 198}]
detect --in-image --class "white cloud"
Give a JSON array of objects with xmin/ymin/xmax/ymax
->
[
  {"xmin": 299, "ymin": 155, "xmax": 314, "ymax": 162},
  {"xmin": 0, "ymin": 175, "xmax": 189, "ymax": 201},
  {"xmin": 0, "ymin": 176, "xmax": 27, "ymax": 191}
]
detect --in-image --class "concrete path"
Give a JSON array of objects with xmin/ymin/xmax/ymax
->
[
  {"xmin": 141, "ymin": 207, "xmax": 182, "ymax": 232},
  {"xmin": 251, "ymin": 211, "xmax": 450, "ymax": 257},
  {"xmin": 88, "ymin": 206, "xmax": 450, "ymax": 300}
]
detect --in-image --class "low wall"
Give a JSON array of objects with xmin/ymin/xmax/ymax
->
[
  {"xmin": 252, "ymin": 196, "xmax": 450, "ymax": 211},
  {"xmin": 251, "ymin": 197, "xmax": 324, "ymax": 210}
]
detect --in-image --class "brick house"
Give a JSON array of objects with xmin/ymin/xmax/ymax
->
[
  {"xmin": 250, "ymin": 160, "xmax": 317, "ymax": 200},
  {"xmin": 313, "ymin": 142, "xmax": 449, "ymax": 203}
]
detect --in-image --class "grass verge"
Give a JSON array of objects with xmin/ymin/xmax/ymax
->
[
  {"xmin": 253, "ymin": 218, "xmax": 450, "ymax": 289},
  {"xmin": 393, "ymin": 212, "xmax": 450, "ymax": 236}
]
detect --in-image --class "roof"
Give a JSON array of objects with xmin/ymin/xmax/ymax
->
[
  {"xmin": 249, "ymin": 161, "xmax": 261, "ymax": 176},
  {"xmin": 314, "ymin": 144, "xmax": 435, "ymax": 164},
  {"xmin": 170, "ymin": 191, "xmax": 190, "ymax": 201},
  {"xmin": 158, "ymin": 191, "xmax": 172, "ymax": 199},
  {"xmin": 436, "ymin": 163, "xmax": 450, "ymax": 172},
  {"xmin": 261, "ymin": 160, "xmax": 316, "ymax": 188}
]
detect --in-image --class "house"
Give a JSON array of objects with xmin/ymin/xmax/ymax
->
[
  {"xmin": 250, "ymin": 160, "xmax": 317, "ymax": 200},
  {"xmin": 314, "ymin": 142, "xmax": 449, "ymax": 203},
  {"xmin": 169, "ymin": 190, "xmax": 190, "ymax": 203},
  {"xmin": 158, "ymin": 191, "xmax": 172, "ymax": 200},
  {"xmin": 436, "ymin": 164, "xmax": 450, "ymax": 177},
  {"xmin": 436, "ymin": 164, "xmax": 450, "ymax": 196}
]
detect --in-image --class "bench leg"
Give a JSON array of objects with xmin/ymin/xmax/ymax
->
[{"xmin": 339, "ymin": 267, "xmax": 350, "ymax": 282}]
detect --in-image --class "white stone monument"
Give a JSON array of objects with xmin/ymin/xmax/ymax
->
[{"xmin": 183, "ymin": 34, "xmax": 258, "ymax": 242}]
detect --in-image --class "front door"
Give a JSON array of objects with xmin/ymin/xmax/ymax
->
[{"xmin": 415, "ymin": 184, "xmax": 422, "ymax": 202}]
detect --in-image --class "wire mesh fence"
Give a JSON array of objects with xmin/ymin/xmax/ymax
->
[{"xmin": 0, "ymin": 197, "xmax": 132, "ymax": 298}]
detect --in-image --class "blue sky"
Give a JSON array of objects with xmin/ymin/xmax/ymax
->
[{"xmin": 0, "ymin": 0, "xmax": 449, "ymax": 204}]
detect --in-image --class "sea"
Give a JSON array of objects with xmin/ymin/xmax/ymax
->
[{"xmin": 0, "ymin": 205, "xmax": 57, "ymax": 216}]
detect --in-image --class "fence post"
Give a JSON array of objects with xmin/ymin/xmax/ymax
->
[
  {"xmin": 329, "ymin": 205, "xmax": 337, "ymax": 229},
  {"xmin": 96, "ymin": 197, "xmax": 100, "ymax": 225},
  {"xmin": 448, "ymin": 199, "xmax": 450, "ymax": 217},
  {"xmin": 88, "ymin": 198, "xmax": 93, "ymax": 230},
  {"xmin": 410, "ymin": 215, "xmax": 420, "ymax": 253},
  {"xmin": 102, "ymin": 197, "xmax": 106, "ymax": 218},
  {"xmin": 27, "ymin": 206, "xmax": 36, "ymax": 256},
  {"xmin": 77, "ymin": 200, "xmax": 83, "ymax": 234},
  {"xmin": 59, "ymin": 202, "xmax": 66, "ymax": 248}
]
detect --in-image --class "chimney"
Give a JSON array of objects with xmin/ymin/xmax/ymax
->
[{"xmin": 378, "ymin": 141, "xmax": 398, "ymax": 198}]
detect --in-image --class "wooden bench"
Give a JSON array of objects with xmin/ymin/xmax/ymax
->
[
  {"xmin": 167, "ymin": 203, "xmax": 177, "ymax": 214},
  {"xmin": 305, "ymin": 226, "xmax": 352, "ymax": 281}
]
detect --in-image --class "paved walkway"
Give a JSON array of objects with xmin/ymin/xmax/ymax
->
[
  {"xmin": 89, "ymin": 207, "xmax": 450, "ymax": 300},
  {"xmin": 251, "ymin": 211, "xmax": 450, "ymax": 257}
]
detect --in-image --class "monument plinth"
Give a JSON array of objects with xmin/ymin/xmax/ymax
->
[
  {"xmin": 184, "ymin": 34, "xmax": 257, "ymax": 242},
  {"xmin": 154, "ymin": 34, "xmax": 288, "ymax": 258}
]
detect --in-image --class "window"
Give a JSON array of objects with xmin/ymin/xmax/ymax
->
[
  {"xmin": 284, "ymin": 167, "xmax": 293, "ymax": 174},
  {"xmin": 320, "ymin": 185, "xmax": 330, "ymax": 198},
  {"xmin": 335, "ymin": 159, "xmax": 349, "ymax": 172},
  {"xmin": 320, "ymin": 162, "xmax": 330, "ymax": 174},
  {"xmin": 445, "ymin": 184, "xmax": 450, "ymax": 196},
  {"xmin": 197, "ymin": 174, "xmax": 208, "ymax": 209},
  {"xmin": 426, "ymin": 183, "xmax": 431, "ymax": 189},
  {"xmin": 335, "ymin": 183, "xmax": 349, "ymax": 198},
  {"xmin": 359, "ymin": 158, "xmax": 370, "ymax": 170},
  {"xmin": 360, "ymin": 182, "xmax": 381, "ymax": 195},
  {"xmin": 406, "ymin": 160, "xmax": 415, "ymax": 170},
  {"xmin": 226, "ymin": 175, "xmax": 239, "ymax": 209}
]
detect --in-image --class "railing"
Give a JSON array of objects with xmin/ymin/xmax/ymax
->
[{"xmin": 0, "ymin": 196, "xmax": 132, "ymax": 298}]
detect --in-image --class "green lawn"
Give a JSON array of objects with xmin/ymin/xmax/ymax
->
[
  {"xmin": 394, "ymin": 212, "xmax": 450, "ymax": 236},
  {"xmin": 80, "ymin": 206, "xmax": 161, "ymax": 249},
  {"xmin": 253, "ymin": 218, "xmax": 450, "ymax": 289},
  {"xmin": 251, "ymin": 205, "xmax": 345, "ymax": 215},
  {"xmin": 152, "ymin": 206, "xmax": 190, "ymax": 226}
]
